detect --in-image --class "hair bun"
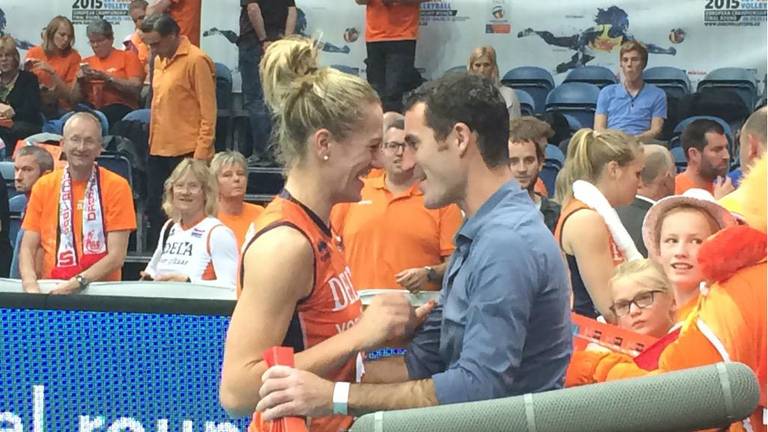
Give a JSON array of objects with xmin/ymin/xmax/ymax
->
[{"xmin": 260, "ymin": 36, "xmax": 320, "ymax": 111}]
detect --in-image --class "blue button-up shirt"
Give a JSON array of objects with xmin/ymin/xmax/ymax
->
[
  {"xmin": 596, "ymin": 82, "xmax": 667, "ymax": 136},
  {"xmin": 405, "ymin": 180, "xmax": 572, "ymax": 404}
]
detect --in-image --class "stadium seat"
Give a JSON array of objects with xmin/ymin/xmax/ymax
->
[
  {"xmin": 671, "ymin": 146, "xmax": 687, "ymax": 173},
  {"xmin": 563, "ymin": 65, "xmax": 617, "ymax": 88},
  {"xmin": 8, "ymin": 195, "xmax": 26, "ymax": 249},
  {"xmin": 215, "ymin": 62, "xmax": 234, "ymax": 152},
  {"xmin": 97, "ymin": 153, "xmax": 145, "ymax": 253},
  {"xmin": 443, "ymin": 65, "xmax": 467, "ymax": 76},
  {"xmin": 539, "ymin": 163, "xmax": 560, "ymax": 198},
  {"xmin": 514, "ymin": 89, "xmax": 536, "ymax": 116},
  {"xmin": 643, "ymin": 66, "xmax": 691, "ymax": 99},
  {"xmin": 697, "ymin": 67, "xmax": 758, "ymax": 112},
  {"xmin": 0, "ymin": 161, "xmax": 16, "ymax": 200},
  {"xmin": 501, "ymin": 67, "xmax": 555, "ymax": 114},
  {"xmin": 545, "ymin": 82, "xmax": 601, "ymax": 130},
  {"xmin": 562, "ymin": 113, "xmax": 583, "ymax": 132},
  {"xmin": 121, "ymin": 109, "xmax": 151, "ymax": 124},
  {"xmin": 51, "ymin": 108, "xmax": 110, "ymax": 137},
  {"xmin": 545, "ymin": 144, "xmax": 565, "ymax": 166}
]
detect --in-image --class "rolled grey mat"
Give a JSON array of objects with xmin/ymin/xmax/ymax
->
[{"xmin": 350, "ymin": 362, "xmax": 760, "ymax": 432}]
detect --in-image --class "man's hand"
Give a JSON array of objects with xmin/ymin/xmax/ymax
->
[
  {"xmin": 257, "ymin": 365, "xmax": 334, "ymax": 421},
  {"xmin": 395, "ymin": 267, "xmax": 428, "ymax": 293},
  {"xmin": 713, "ymin": 176, "xmax": 736, "ymax": 200},
  {"xmin": 261, "ymin": 40, "xmax": 273, "ymax": 53},
  {"xmin": 34, "ymin": 61, "xmax": 56, "ymax": 76},
  {"xmin": 50, "ymin": 277, "xmax": 82, "ymax": 295},
  {"xmin": 352, "ymin": 294, "xmax": 435, "ymax": 351}
]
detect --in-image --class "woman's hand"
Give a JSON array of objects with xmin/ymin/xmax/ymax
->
[{"xmin": 153, "ymin": 273, "xmax": 190, "ymax": 282}]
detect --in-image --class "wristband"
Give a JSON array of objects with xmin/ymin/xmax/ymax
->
[{"xmin": 332, "ymin": 382, "xmax": 350, "ymax": 415}]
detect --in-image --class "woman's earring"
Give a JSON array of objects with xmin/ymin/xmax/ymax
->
[{"xmin": 323, "ymin": 155, "xmax": 329, "ymax": 161}]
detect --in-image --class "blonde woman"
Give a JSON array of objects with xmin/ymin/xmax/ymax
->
[
  {"xmin": 609, "ymin": 259, "xmax": 676, "ymax": 338},
  {"xmin": 24, "ymin": 16, "xmax": 81, "ymax": 114},
  {"xmin": 467, "ymin": 46, "xmax": 521, "ymax": 119},
  {"xmin": 141, "ymin": 159, "xmax": 238, "ymax": 289},
  {"xmin": 211, "ymin": 151, "xmax": 264, "ymax": 248},
  {"xmin": 554, "ymin": 129, "xmax": 645, "ymax": 319},
  {"xmin": 220, "ymin": 37, "xmax": 428, "ymax": 432}
]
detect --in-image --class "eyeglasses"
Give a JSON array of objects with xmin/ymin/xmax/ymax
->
[
  {"xmin": 383, "ymin": 141, "xmax": 406, "ymax": 152},
  {"xmin": 88, "ymin": 38, "xmax": 111, "ymax": 47},
  {"xmin": 610, "ymin": 290, "xmax": 664, "ymax": 317}
]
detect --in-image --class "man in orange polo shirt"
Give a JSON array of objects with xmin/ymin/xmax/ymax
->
[
  {"xmin": 77, "ymin": 18, "xmax": 145, "ymax": 125},
  {"xmin": 675, "ymin": 118, "xmax": 730, "ymax": 195},
  {"xmin": 19, "ymin": 112, "xmax": 135, "ymax": 294},
  {"xmin": 356, "ymin": 0, "xmax": 429, "ymax": 112},
  {"xmin": 331, "ymin": 115, "xmax": 462, "ymax": 292},
  {"xmin": 140, "ymin": 14, "xmax": 216, "ymax": 246},
  {"xmin": 147, "ymin": 0, "xmax": 201, "ymax": 46}
]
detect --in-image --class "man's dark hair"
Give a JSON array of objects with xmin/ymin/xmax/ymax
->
[
  {"xmin": 139, "ymin": 13, "xmax": 179, "ymax": 36},
  {"xmin": 404, "ymin": 73, "xmax": 509, "ymax": 168},
  {"xmin": 681, "ymin": 119, "xmax": 726, "ymax": 160}
]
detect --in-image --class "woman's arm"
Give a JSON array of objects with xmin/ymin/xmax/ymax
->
[{"xmin": 562, "ymin": 209, "xmax": 617, "ymax": 319}]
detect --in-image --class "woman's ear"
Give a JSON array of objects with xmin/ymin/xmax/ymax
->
[{"xmin": 311, "ymin": 128, "xmax": 332, "ymax": 161}]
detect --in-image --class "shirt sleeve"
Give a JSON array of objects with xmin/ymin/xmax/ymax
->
[
  {"xmin": 595, "ymin": 86, "xmax": 610, "ymax": 115},
  {"xmin": 103, "ymin": 172, "xmax": 137, "ymax": 232},
  {"xmin": 405, "ymin": 305, "xmax": 446, "ymax": 379},
  {"xmin": 203, "ymin": 224, "xmax": 238, "ymax": 290},
  {"xmin": 430, "ymin": 233, "xmax": 537, "ymax": 405},
  {"xmin": 191, "ymin": 55, "xmax": 217, "ymax": 160},
  {"xmin": 651, "ymin": 88, "xmax": 667, "ymax": 119},
  {"xmin": 124, "ymin": 51, "xmax": 146, "ymax": 81},
  {"xmin": 438, "ymin": 205, "xmax": 462, "ymax": 257}
]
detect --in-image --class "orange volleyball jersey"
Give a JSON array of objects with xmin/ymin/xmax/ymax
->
[{"xmin": 240, "ymin": 191, "xmax": 361, "ymax": 432}]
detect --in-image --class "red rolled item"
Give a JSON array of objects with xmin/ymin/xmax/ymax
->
[{"xmin": 261, "ymin": 346, "xmax": 309, "ymax": 432}]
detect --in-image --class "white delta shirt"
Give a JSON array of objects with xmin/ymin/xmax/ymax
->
[{"xmin": 144, "ymin": 217, "xmax": 238, "ymax": 290}]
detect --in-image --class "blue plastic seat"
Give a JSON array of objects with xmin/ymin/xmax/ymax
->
[
  {"xmin": 443, "ymin": 65, "xmax": 467, "ymax": 76},
  {"xmin": 539, "ymin": 163, "xmax": 560, "ymax": 198},
  {"xmin": 643, "ymin": 66, "xmax": 691, "ymax": 99},
  {"xmin": 670, "ymin": 146, "xmax": 687, "ymax": 173},
  {"xmin": 563, "ymin": 66, "xmax": 617, "ymax": 88},
  {"xmin": 545, "ymin": 83, "xmax": 601, "ymax": 130},
  {"xmin": 545, "ymin": 144, "xmax": 565, "ymax": 166},
  {"xmin": 514, "ymin": 89, "xmax": 536, "ymax": 116},
  {"xmin": 697, "ymin": 67, "xmax": 758, "ymax": 111},
  {"xmin": 502, "ymin": 67, "xmax": 555, "ymax": 114}
]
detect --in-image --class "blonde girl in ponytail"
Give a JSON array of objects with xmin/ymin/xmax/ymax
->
[
  {"xmin": 221, "ymin": 37, "xmax": 413, "ymax": 432},
  {"xmin": 553, "ymin": 128, "xmax": 644, "ymax": 320}
]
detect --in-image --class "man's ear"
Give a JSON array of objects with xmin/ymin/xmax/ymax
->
[{"xmin": 454, "ymin": 122, "xmax": 471, "ymax": 157}]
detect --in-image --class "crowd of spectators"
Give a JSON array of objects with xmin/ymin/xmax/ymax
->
[{"xmin": 1, "ymin": 2, "xmax": 766, "ymax": 431}]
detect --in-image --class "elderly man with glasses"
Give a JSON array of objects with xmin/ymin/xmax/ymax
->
[{"xmin": 331, "ymin": 113, "xmax": 462, "ymax": 293}]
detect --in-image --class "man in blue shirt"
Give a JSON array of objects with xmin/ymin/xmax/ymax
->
[
  {"xmin": 594, "ymin": 41, "xmax": 666, "ymax": 141},
  {"xmin": 253, "ymin": 73, "xmax": 572, "ymax": 418}
]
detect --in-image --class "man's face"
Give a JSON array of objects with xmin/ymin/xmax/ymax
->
[
  {"xmin": 14, "ymin": 154, "xmax": 44, "ymax": 194},
  {"xmin": 381, "ymin": 127, "xmax": 415, "ymax": 177},
  {"xmin": 140, "ymin": 30, "xmax": 177, "ymax": 59},
  {"xmin": 61, "ymin": 118, "xmax": 102, "ymax": 172},
  {"xmin": 507, "ymin": 140, "xmax": 541, "ymax": 191},
  {"xmin": 405, "ymin": 103, "xmax": 465, "ymax": 209},
  {"xmin": 620, "ymin": 49, "xmax": 644, "ymax": 82},
  {"xmin": 129, "ymin": 7, "xmax": 146, "ymax": 30},
  {"xmin": 696, "ymin": 132, "xmax": 730, "ymax": 180}
]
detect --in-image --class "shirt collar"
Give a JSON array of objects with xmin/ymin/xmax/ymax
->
[
  {"xmin": 635, "ymin": 194, "xmax": 656, "ymax": 205},
  {"xmin": 371, "ymin": 173, "xmax": 423, "ymax": 197},
  {"xmin": 457, "ymin": 180, "xmax": 523, "ymax": 242},
  {"xmin": 162, "ymin": 36, "xmax": 191, "ymax": 65}
]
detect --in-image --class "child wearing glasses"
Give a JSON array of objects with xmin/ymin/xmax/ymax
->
[{"xmin": 609, "ymin": 259, "xmax": 676, "ymax": 338}]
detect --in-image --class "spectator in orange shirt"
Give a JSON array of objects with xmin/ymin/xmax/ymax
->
[
  {"xmin": 19, "ymin": 112, "xmax": 136, "ymax": 294},
  {"xmin": 147, "ymin": 0, "xmax": 202, "ymax": 46},
  {"xmin": 508, "ymin": 117, "xmax": 560, "ymax": 232},
  {"xmin": 331, "ymin": 115, "xmax": 462, "ymax": 292},
  {"xmin": 76, "ymin": 18, "xmax": 145, "ymax": 126},
  {"xmin": 139, "ymin": 13, "xmax": 216, "ymax": 248},
  {"xmin": 211, "ymin": 151, "xmax": 264, "ymax": 247},
  {"xmin": 125, "ymin": 1, "xmax": 151, "ymax": 82},
  {"xmin": 675, "ymin": 118, "xmax": 730, "ymax": 195},
  {"xmin": 356, "ymin": 0, "xmax": 429, "ymax": 112},
  {"xmin": 24, "ymin": 16, "xmax": 80, "ymax": 117}
]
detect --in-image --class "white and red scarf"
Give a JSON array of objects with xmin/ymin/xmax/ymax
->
[{"xmin": 50, "ymin": 165, "xmax": 108, "ymax": 279}]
